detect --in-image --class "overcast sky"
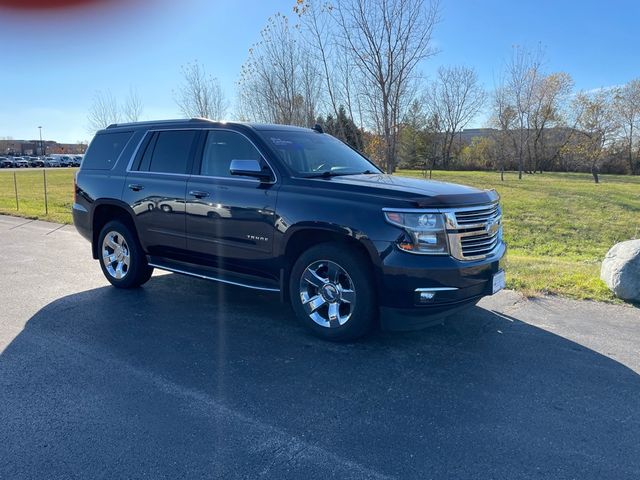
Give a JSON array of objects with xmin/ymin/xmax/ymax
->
[{"xmin": 1, "ymin": 0, "xmax": 638, "ymax": 143}]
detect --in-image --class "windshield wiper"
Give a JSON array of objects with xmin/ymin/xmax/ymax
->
[
  {"xmin": 302, "ymin": 169, "xmax": 378, "ymax": 179},
  {"xmin": 302, "ymin": 170, "xmax": 352, "ymax": 179}
]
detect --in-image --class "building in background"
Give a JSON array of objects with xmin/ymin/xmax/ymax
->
[{"xmin": 0, "ymin": 139, "xmax": 87, "ymax": 156}]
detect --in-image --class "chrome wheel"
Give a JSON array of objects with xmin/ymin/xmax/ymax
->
[
  {"xmin": 102, "ymin": 231, "xmax": 130, "ymax": 280},
  {"xmin": 299, "ymin": 260, "xmax": 356, "ymax": 328}
]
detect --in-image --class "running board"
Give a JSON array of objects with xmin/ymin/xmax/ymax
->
[{"xmin": 147, "ymin": 257, "xmax": 280, "ymax": 292}]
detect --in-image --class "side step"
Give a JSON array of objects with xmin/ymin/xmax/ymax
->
[{"xmin": 147, "ymin": 256, "xmax": 280, "ymax": 292}]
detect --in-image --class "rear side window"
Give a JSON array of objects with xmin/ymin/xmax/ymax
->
[
  {"xmin": 136, "ymin": 130, "xmax": 197, "ymax": 174},
  {"xmin": 82, "ymin": 131, "xmax": 133, "ymax": 170}
]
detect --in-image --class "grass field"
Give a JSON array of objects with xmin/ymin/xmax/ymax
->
[
  {"xmin": 0, "ymin": 168, "xmax": 76, "ymax": 225},
  {"xmin": 1, "ymin": 168, "xmax": 638, "ymax": 302}
]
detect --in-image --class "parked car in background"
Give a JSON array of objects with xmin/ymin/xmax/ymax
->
[
  {"xmin": 59, "ymin": 155, "xmax": 73, "ymax": 167},
  {"xmin": 72, "ymin": 155, "xmax": 84, "ymax": 167},
  {"xmin": 14, "ymin": 157, "xmax": 30, "ymax": 168},
  {"xmin": 30, "ymin": 157, "xmax": 45, "ymax": 167},
  {"xmin": 0, "ymin": 157, "xmax": 13, "ymax": 168},
  {"xmin": 44, "ymin": 157, "xmax": 61, "ymax": 167}
]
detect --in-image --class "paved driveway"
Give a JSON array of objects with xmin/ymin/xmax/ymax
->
[{"xmin": 0, "ymin": 215, "xmax": 638, "ymax": 479}]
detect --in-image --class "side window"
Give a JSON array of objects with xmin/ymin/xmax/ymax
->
[
  {"xmin": 82, "ymin": 131, "xmax": 133, "ymax": 170},
  {"xmin": 200, "ymin": 130, "xmax": 261, "ymax": 178},
  {"xmin": 142, "ymin": 130, "xmax": 197, "ymax": 174},
  {"xmin": 136, "ymin": 132, "xmax": 158, "ymax": 172}
]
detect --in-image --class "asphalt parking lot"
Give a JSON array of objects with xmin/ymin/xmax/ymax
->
[{"xmin": 0, "ymin": 214, "xmax": 639, "ymax": 479}]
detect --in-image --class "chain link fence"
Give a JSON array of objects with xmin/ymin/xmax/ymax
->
[{"xmin": 0, "ymin": 168, "xmax": 75, "ymax": 224}]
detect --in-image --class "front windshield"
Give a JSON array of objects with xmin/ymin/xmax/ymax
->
[{"xmin": 259, "ymin": 130, "xmax": 382, "ymax": 177}]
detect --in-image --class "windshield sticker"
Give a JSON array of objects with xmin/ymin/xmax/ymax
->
[{"xmin": 270, "ymin": 137, "xmax": 293, "ymax": 146}]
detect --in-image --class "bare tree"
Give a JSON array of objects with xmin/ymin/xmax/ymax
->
[
  {"xmin": 427, "ymin": 65, "xmax": 485, "ymax": 169},
  {"xmin": 491, "ymin": 85, "xmax": 518, "ymax": 181},
  {"xmin": 296, "ymin": 2, "xmax": 339, "ymax": 118},
  {"xmin": 332, "ymin": 0, "xmax": 440, "ymax": 173},
  {"xmin": 496, "ymin": 46, "xmax": 544, "ymax": 179},
  {"xmin": 87, "ymin": 90, "xmax": 121, "ymax": 132},
  {"xmin": 570, "ymin": 89, "xmax": 617, "ymax": 183},
  {"xmin": 613, "ymin": 79, "xmax": 640, "ymax": 174},
  {"xmin": 175, "ymin": 61, "xmax": 228, "ymax": 120},
  {"xmin": 238, "ymin": 13, "xmax": 321, "ymax": 126},
  {"xmin": 528, "ymin": 72, "xmax": 574, "ymax": 173},
  {"xmin": 123, "ymin": 87, "xmax": 143, "ymax": 123}
]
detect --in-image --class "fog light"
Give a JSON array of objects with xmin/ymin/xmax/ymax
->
[{"xmin": 419, "ymin": 291, "xmax": 435, "ymax": 302}]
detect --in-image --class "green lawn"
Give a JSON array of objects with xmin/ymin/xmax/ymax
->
[
  {"xmin": 1, "ymin": 168, "xmax": 638, "ymax": 302},
  {"xmin": 0, "ymin": 168, "xmax": 76, "ymax": 225}
]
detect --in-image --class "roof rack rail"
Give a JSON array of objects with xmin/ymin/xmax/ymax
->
[{"xmin": 106, "ymin": 118, "xmax": 216, "ymax": 129}]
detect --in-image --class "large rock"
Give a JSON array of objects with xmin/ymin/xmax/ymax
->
[{"xmin": 601, "ymin": 240, "xmax": 640, "ymax": 302}]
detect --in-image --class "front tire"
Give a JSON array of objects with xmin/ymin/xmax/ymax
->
[
  {"xmin": 289, "ymin": 243, "xmax": 377, "ymax": 341},
  {"xmin": 97, "ymin": 220, "xmax": 153, "ymax": 288}
]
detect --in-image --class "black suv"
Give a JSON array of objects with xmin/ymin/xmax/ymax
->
[{"xmin": 74, "ymin": 119, "xmax": 505, "ymax": 340}]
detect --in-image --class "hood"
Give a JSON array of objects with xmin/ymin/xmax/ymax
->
[{"xmin": 299, "ymin": 174, "xmax": 498, "ymax": 207}]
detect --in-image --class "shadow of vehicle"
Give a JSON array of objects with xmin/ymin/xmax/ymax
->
[{"xmin": 1, "ymin": 274, "xmax": 639, "ymax": 479}]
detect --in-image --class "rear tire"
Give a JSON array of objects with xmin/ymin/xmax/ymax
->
[
  {"xmin": 97, "ymin": 220, "xmax": 153, "ymax": 289},
  {"xmin": 289, "ymin": 243, "xmax": 377, "ymax": 341}
]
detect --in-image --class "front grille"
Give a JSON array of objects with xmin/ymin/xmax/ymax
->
[
  {"xmin": 454, "ymin": 203, "xmax": 500, "ymax": 226},
  {"xmin": 459, "ymin": 229, "xmax": 501, "ymax": 258},
  {"xmin": 447, "ymin": 202, "xmax": 502, "ymax": 260}
]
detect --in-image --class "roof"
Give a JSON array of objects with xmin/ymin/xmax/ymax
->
[{"xmin": 104, "ymin": 118, "xmax": 315, "ymax": 133}]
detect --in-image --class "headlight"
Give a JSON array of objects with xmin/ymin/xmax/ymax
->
[{"xmin": 383, "ymin": 211, "xmax": 449, "ymax": 255}]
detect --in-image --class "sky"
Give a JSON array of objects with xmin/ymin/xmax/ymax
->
[{"xmin": 0, "ymin": 0, "xmax": 638, "ymax": 143}]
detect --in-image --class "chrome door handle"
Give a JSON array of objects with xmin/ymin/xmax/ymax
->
[
  {"xmin": 189, "ymin": 190, "xmax": 210, "ymax": 199},
  {"xmin": 128, "ymin": 184, "xmax": 144, "ymax": 191}
]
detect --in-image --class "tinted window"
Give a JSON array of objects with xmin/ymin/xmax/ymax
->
[
  {"xmin": 258, "ymin": 130, "xmax": 380, "ymax": 176},
  {"xmin": 82, "ymin": 132, "xmax": 133, "ymax": 170},
  {"xmin": 136, "ymin": 132, "xmax": 158, "ymax": 172},
  {"xmin": 200, "ymin": 130, "xmax": 261, "ymax": 177},
  {"xmin": 147, "ymin": 130, "xmax": 197, "ymax": 174}
]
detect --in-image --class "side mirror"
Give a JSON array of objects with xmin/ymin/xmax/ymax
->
[{"xmin": 229, "ymin": 159, "xmax": 274, "ymax": 183}]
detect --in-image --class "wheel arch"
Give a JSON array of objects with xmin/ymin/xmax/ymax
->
[
  {"xmin": 279, "ymin": 224, "xmax": 382, "ymax": 302},
  {"xmin": 90, "ymin": 199, "xmax": 140, "ymax": 259}
]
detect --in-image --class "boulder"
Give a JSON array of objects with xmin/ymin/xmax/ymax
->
[{"xmin": 601, "ymin": 240, "xmax": 640, "ymax": 302}]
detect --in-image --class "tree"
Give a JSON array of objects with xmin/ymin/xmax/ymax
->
[
  {"xmin": 528, "ymin": 72, "xmax": 573, "ymax": 173},
  {"xmin": 491, "ymin": 85, "xmax": 518, "ymax": 180},
  {"xmin": 317, "ymin": 105, "xmax": 363, "ymax": 150},
  {"xmin": 460, "ymin": 136, "xmax": 496, "ymax": 170},
  {"xmin": 492, "ymin": 47, "xmax": 578, "ymax": 178},
  {"xmin": 613, "ymin": 79, "xmax": 640, "ymax": 174},
  {"xmin": 332, "ymin": 0, "xmax": 440, "ymax": 173},
  {"xmin": 396, "ymin": 99, "xmax": 428, "ymax": 169},
  {"xmin": 122, "ymin": 87, "xmax": 143, "ymax": 123},
  {"xmin": 495, "ymin": 46, "xmax": 544, "ymax": 179},
  {"xmin": 427, "ymin": 65, "xmax": 485, "ymax": 169},
  {"xmin": 238, "ymin": 13, "xmax": 321, "ymax": 127},
  {"xmin": 87, "ymin": 90, "xmax": 121, "ymax": 132},
  {"xmin": 570, "ymin": 90, "xmax": 617, "ymax": 183},
  {"xmin": 175, "ymin": 61, "xmax": 228, "ymax": 120}
]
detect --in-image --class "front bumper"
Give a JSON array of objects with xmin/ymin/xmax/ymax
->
[{"xmin": 373, "ymin": 240, "xmax": 506, "ymax": 331}]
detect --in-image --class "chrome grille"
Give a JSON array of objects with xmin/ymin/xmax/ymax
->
[
  {"xmin": 459, "ymin": 229, "xmax": 501, "ymax": 258},
  {"xmin": 446, "ymin": 202, "xmax": 502, "ymax": 260},
  {"xmin": 454, "ymin": 203, "xmax": 500, "ymax": 227}
]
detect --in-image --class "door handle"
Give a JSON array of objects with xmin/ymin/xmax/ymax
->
[
  {"xmin": 128, "ymin": 184, "xmax": 144, "ymax": 192},
  {"xmin": 189, "ymin": 190, "xmax": 210, "ymax": 199}
]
